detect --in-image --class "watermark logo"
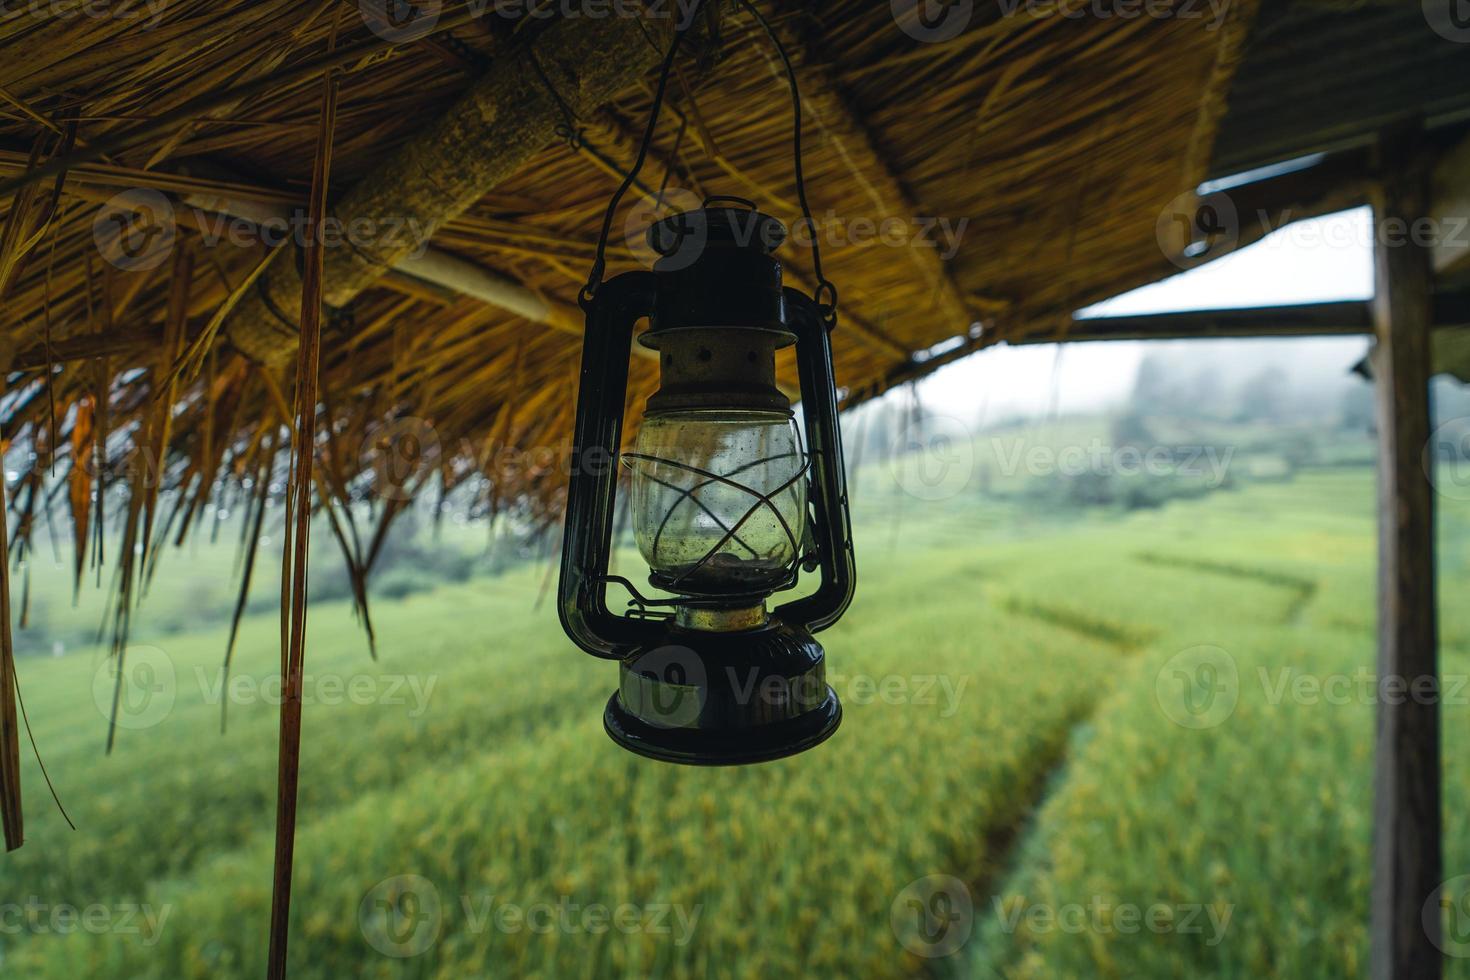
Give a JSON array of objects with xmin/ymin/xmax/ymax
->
[
  {"xmin": 623, "ymin": 644, "xmax": 706, "ymax": 729},
  {"xmin": 892, "ymin": 0, "xmax": 972, "ymax": 42},
  {"xmin": 1157, "ymin": 189, "xmax": 1238, "ymax": 270},
  {"xmin": 360, "ymin": 875, "xmax": 443, "ymax": 958},
  {"xmin": 891, "ymin": 414, "xmax": 974, "ymax": 501},
  {"xmin": 891, "ymin": 874, "xmax": 973, "ymax": 957},
  {"xmin": 989, "ymin": 436, "xmax": 1234, "ymax": 486},
  {"xmin": 364, "ymin": 417, "xmax": 442, "ymax": 502},
  {"xmin": 359, "ymin": 0, "xmax": 442, "ymax": 42},
  {"xmin": 1425, "ymin": 0, "xmax": 1470, "ymax": 43},
  {"xmin": 0, "ymin": 0, "xmax": 172, "ymax": 28},
  {"xmin": 0, "ymin": 899, "xmax": 173, "ymax": 945},
  {"xmin": 1155, "ymin": 645, "xmax": 1238, "ymax": 729},
  {"xmin": 1425, "ymin": 874, "xmax": 1470, "ymax": 958},
  {"xmin": 990, "ymin": 895, "xmax": 1233, "ymax": 945},
  {"xmin": 91, "ymin": 645, "xmax": 176, "ymax": 731},
  {"xmin": 1427, "ymin": 417, "xmax": 1470, "ymax": 502},
  {"xmin": 92, "ymin": 189, "xmax": 175, "ymax": 272},
  {"xmin": 359, "ymin": 875, "xmax": 700, "ymax": 955},
  {"xmin": 626, "ymin": 187, "xmax": 710, "ymax": 273}
]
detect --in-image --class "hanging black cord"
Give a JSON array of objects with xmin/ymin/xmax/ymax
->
[
  {"xmin": 527, "ymin": 47, "xmax": 585, "ymax": 151},
  {"xmin": 583, "ymin": 0, "xmax": 706, "ymax": 304},
  {"xmin": 583, "ymin": 0, "xmax": 839, "ymax": 330},
  {"xmin": 733, "ymin": 0, "xmax": 837, "ymax": 326}
]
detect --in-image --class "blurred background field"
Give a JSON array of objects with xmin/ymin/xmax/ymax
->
[{"xmin": 3, "ymin": 339, "xmax": 1470, "ymax": 978}]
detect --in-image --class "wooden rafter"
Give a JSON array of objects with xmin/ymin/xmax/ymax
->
[{"xmin": 210, "ymin": 13, "xmax": 688, "ymax": 367}]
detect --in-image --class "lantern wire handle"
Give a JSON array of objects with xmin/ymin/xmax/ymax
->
[
  {"xmin": 583, "ymin": 0, "xmax": 704, "ymax": 305},
  {"xmin": 582, "ymin": 0, "xmax": 840, "ymax": 329},
  {"xmin": 732, "ymin": 0, "xmax": 838, "ymax": 327}
]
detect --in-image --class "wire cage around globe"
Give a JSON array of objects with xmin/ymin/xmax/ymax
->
[{"xmin": 625, "ymin": 408, "xmax": 810, "ymax": 601}]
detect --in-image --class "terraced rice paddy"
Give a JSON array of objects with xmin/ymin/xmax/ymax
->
[{"xmin": 2, "ymin": 466, "xmax": 1466, "ymax": 978}]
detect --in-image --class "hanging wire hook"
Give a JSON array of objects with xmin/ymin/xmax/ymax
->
[
  {"xmin": 583, "ymin": 0, "xmax": 840, "ymax": 331},
  {"xmin": 583, "ymin": 0, "xmax": 708, "ymax": 305},
  {"xmin": 734, "ymin": 0, "xmax": 839, "ymax": 328},
  {"xmin": 526, "ymin": 47, "xmax": 586, "ymax": 151}
]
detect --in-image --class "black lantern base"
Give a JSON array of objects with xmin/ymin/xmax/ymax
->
[{"xmin": 603, "ymin": 619, "xmax": 842, "ymax": 766}]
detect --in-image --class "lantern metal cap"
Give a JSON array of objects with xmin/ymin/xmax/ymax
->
[
  {"xmin": 638, "ymin": 197, "xmax": 796, "ymax": 416},
  {"xmin": 647, "ymin": 196, "xmax": 787, "ymax": 257},
  {"xmin": 643, "ymin": 199, "xmax": 791, "ymax": 343}
]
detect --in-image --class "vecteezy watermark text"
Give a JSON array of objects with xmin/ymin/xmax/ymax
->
[
  {"xmin": 192, "ymin": 211, "xmax": 432, "ymax": 259},
  {"xmin": 358, "ymin": 875, "xmax": 701, "ymax": 959},
  {"xmin": 989, "ymin": 437, "xmax": 1234, "ymax": 486},
  {"xmin": 357, "ymin": 0, "xmax": 706, "ymax": 43},
  {"xmin": 0, "ymin": 0, "xmax": 171, "ymax": 27},
  {"xmin": 193, "ymin": 668, "xmax": 438, "ymax": 718},
  {"xmin": 92, "ymin": 189, "xmax": 435, "ymax": 272},
  {"xmin": 891, "ymin": 875, "xmax": 1233, "ymax": 958},
  {"xmin": 90, "ymin": 646, "xmax": 441, "ymax": 731},
  {"xmin": 0, "ymin": 899, "xmax": 172, "ymax": 946},
  {"xmin": 892, "ymin": 0, "xmax": 1232, "ymax": 44},
  {"xmin": 1156, "ymin": 645, "xmax": 1468, "ymax": 730},
  {"xmin": 990, "ymin": 895, "xmax": 1234, "ymax": 947}
]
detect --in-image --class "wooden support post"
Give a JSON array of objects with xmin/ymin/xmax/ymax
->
[{"xmin": 1369, "ymin": 134, "xmax": 1442, "ymax": 980}]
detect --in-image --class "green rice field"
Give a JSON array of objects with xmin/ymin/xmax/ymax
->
[{"xmin": 1, "ymin": 454, "xmax": 1467, "ymax": 977}]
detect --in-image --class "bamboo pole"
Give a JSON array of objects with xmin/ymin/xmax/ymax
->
[
  {"xmin": 219, "ymin": 13, "xmax": 684, "ymax": 367},
  {"xmin": 0, "ymin": 368, "xmax": 21, "ymax": 852}
]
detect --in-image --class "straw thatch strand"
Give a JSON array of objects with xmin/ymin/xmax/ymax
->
[{"xmin": 223, "ymin": 12, "xmax": 691, "ymax": 367}]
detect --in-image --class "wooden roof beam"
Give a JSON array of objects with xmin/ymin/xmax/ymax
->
[
  {"xmin": 1013, "ymin": 294, "xmax": 1470, "ymax": 343},
  {"xmin": 1165, "ymin": 124, "xmax": 1469, "ymax": 280},
  {"xmin": 58, "ymin": 172, "xmax": 649, "ymax": 361},
  {"xmin": 209, "ymin": 13, "xmax": 691, "ymax": 368}
]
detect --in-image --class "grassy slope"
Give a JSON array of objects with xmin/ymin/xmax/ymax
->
[
  {"xmin": 971, "ymin": 471, "xmax": 1470, "ymax": 978},
  {"xmin": 3, "ymin": 466, "xmax": 1465, "ymax": 978},
  {"xmin": 3, "ymin": 513, "xmax": 1127, "ymax": 978}
]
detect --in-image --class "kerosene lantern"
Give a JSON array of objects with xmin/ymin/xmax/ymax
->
[{"xmin": 558, "ymin": 199, "xmax": 856, "ymax": 765}]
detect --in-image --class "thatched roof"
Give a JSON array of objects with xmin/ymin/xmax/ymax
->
[{"xmin": 0, "ymin": 0, "xmax": 1264, "ymax": 544}]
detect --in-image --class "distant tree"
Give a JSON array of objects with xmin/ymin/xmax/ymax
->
[
  {"xmin": 1432, "ymin": 376, "xmax": 1470, "ymax": 427},
  {"xmin": 1187, "ymin": 365, "xmax": 1227, "ymax": 420},
  {"xmin": 1234, "ymin": 366, "xmax": 1290, "ymax": 422},
  {"xmin": 1340, "ymin": 381, "xmax": 1374, "ymax": 431},
  {"xmin": 1130, "ymin": 352, "xmax": 1176, "ymax": 416},
  {"xmin": 1111, "ymin": 410, "xmax": 1155, "ymax": 448}
]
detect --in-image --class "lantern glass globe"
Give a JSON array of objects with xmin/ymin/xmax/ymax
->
[{"xmin": 630, "ymin": 409, "xmax": 806, "ymax": 595}]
